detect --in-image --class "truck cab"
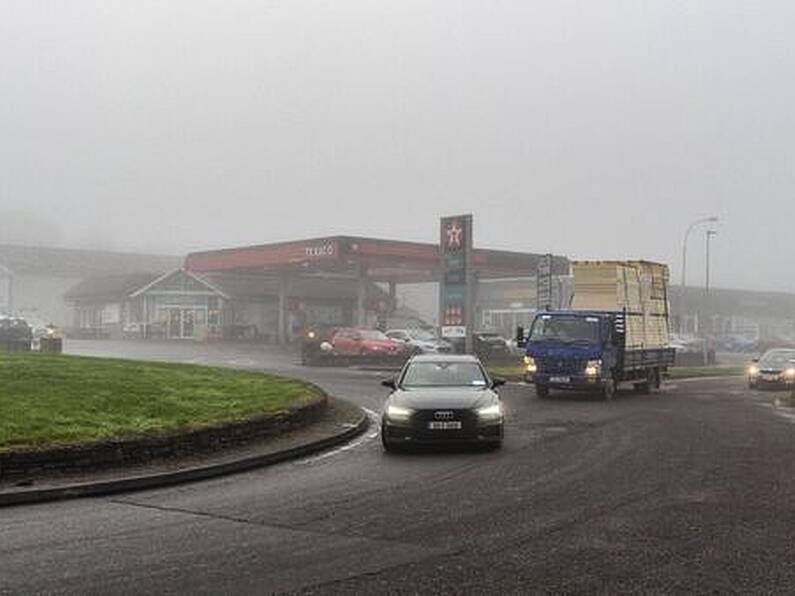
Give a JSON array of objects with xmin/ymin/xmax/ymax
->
[
  {"xmin": 522, "ymin": 309, "xmax": 672, "ymax": 400},
  {"xmin": 523, "ymin": 311, "xmax": 615, "ymax": 396}
]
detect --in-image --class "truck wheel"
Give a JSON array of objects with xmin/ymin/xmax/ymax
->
[
  {"xmin": 653, "ymin": 368, "xmax": 662, "ymax": 391},
  {"xmin": 635, "ymin": 370, "xmax": 654, "ymax": 394},
  {"xmin": 535, "ymin": 384, "xmax": 550, "ymax": 399},
  {"xmin": 602, "ymin": 379, "xmax": 615, "ymax": 401}
]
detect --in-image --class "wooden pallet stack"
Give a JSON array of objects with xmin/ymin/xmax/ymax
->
[{"xmin": 571, "ymin": 260, "xmax": 671, "ymax": 349}]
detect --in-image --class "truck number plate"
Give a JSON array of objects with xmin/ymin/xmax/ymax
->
[{"xmin": 550, "ymin": 376, "xmax": 571, "ymax": 384}]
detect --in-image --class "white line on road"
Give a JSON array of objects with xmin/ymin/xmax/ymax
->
[{"xmin": 294, "ymin": 407, "xmax": 381, "ymax": 465}]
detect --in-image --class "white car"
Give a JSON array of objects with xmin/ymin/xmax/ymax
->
[{"xmin": 385, "ymin": 329, "xmax": 452, "ymax": 354}]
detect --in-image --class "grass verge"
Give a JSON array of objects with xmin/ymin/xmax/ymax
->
[
  {"xmin": 667, "ymin": 366, "xmax": 746, "ymax": 379},
  {"xmin": 487, "ymin": 363, "xmax": 527, "ymax": 380},
  {"xmin": 0, "ymin": 353, "xmax": 321, "ymax": 453}
]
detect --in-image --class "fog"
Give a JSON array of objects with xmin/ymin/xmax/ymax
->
[{"xmin": 2, "ymin": 1, "xmax": 794, "ymax": 291}]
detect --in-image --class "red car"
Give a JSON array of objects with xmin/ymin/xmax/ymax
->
[{"xmin": 330, "ymin": 328, "xmax": 407, "ymax": 358}]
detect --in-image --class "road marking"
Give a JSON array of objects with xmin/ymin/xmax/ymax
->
[{"xmin": 295, "ymin": 407, "xmax": 380, "ymax": 465}]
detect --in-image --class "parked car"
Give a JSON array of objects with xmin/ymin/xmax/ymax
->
[
  {"xmin": 330, "ymin": 328, "xmax": 406, "ymax": 359},
  {"xmin": 0, "ymin": 315, "xmax": 33, "ymax": 352},
  {"xmin": 747, "ymin": 349, "xmax": 795, "ymax": 390},
  {"xmin": 299, "ymin": 323, "xmax": 339, "ymax": 365},
  {"xmin": 380, "ymin": 354, "xmax": 505, "ymax": 451},
  {"xmin": 473, "ymin": 331, "xmax": 511, "ymax": 361},
  {"xmin": 122, "ymin": 322, "xmax": 142, "ymax": 339},
  {"xmin": 385, "ymin": 328, "xmax": 452, "ymax": 354}
]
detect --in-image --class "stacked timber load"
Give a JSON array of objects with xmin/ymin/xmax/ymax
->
[{"xmin": 571, "ymin": 260, "xmax": 670, "ymax": 350}]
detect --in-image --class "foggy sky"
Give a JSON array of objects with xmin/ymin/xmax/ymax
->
[{"xmin": 2, "ymin": 1, "xmax": 794, "ymax": 292}]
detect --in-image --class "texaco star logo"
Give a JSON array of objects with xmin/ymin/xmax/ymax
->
[{"xmin": 446, "ymin": 221, "xmax": 463, "ymax": 249}]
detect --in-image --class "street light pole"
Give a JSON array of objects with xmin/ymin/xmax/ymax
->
[
  {"xmin": 703, "ymin": 228, "xmax": 718, "ymax": 364},
  {"xmin": 705, "ymin": 230, "xmax": 717, "ymax": 296},
  {"xmin": 705, "ymin": 229, "xmax": 717, "ymax": 332},
  {"xmin": 680, "ymin": 216, "xmax": 718, "ymax": 335}
]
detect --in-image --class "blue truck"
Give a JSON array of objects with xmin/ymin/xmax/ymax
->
[
  {"xmin": 519, "ymin": 260, "xmax": 675, "ymax": 400},
  {"xmin": 520, "ymin": 310, "xmax": 675, "ymax": 400}
]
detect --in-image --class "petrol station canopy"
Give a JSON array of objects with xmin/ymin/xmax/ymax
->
[{"xmin": 185, "ymin": 235, "xmax": 568, "ymax": 282}]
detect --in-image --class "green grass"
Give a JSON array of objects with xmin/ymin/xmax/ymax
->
[
  {"xmin": 667, "ymin": 366, "xmax": 746, "ymax": 379},
  {"xmin": 487, "ymin": 362, "xmax": 747, "ymax": 381},
  {"xmin": 486, "ymin": 363, "xmax": 527, "ymax": 380},
  {"xmin": 0, "ymin": 353, "xmax": 321, "ymax": 453}
]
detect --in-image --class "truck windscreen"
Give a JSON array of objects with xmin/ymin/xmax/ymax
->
[{"xmin": 529, "ymin": 315, "xmax": 601, "ymax": 343}]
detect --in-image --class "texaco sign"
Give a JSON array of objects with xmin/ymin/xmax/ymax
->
[{"xmin": 304, "ymin": 244, "xmax": 336, "ymax": 258}]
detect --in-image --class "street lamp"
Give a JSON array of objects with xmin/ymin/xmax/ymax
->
[
  {"xmin": 705, "ymin": 229, "xmax": 717, "ymax": 335},
  {"xmin": 705, "ymin": 229, "xmax": 717, "ymax": 297},
  {"xmin": 680, "ymin": 216, "xmax": 719, "ymax": 334}
]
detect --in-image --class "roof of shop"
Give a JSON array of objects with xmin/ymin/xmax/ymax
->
[
  {"xmin": 64, "ymin": 272, "xmax": 163, "ymax": 302},
  {"xmin": 0, "ymin": 244, "xmax": 181, "ymax": 278}
]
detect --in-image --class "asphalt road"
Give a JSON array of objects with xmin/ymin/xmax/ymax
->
[{"xmin": 3, "ymin": 341, "xmax": 795, "ymax": 594}]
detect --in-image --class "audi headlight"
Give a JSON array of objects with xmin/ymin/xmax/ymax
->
[
  {"xmin": 748, "ymin": 365, "xmax": 759, "ymax": 376},
  {"xmin": 477, "ymin": 403, "xmax": 503, "ymax": 421},
  {"xmin": 524, "ymin": 355, "xmax": 537, "ymax": 373},
  {"xmin": 785, "ymin": 368, "xmax": 795, "ymax": 379},
  {"xmin": 585, "ymin": 359, "xmax": 602, "ymax": 377},
  {"xmin": 386, "ymin": 405, "xmax": 413, "ymax": 421}
]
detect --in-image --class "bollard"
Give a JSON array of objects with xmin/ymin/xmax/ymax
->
[{"xmin": 40, "ymin": 336, "xmax": 63, "ymax": 354}]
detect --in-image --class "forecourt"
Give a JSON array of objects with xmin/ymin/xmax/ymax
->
[{"xmin": 2, "ymin": 342, "xmax": 795, "ymax": 594}]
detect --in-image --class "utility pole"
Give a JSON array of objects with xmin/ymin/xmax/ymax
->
[
  {"xmin": 680, "ymin": 216, "xmax": 718, "ymax": 336},
  {"xmin": 705, "ymin": 229, "xmax": 717, "ymax": 335},
  {"xmin": 703, "ymin": 228, "xmax": 717, "ymax": 365}
]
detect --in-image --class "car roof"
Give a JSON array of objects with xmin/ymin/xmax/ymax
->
[{"xmin": 408, "ymin": 354, "xmax": 482, "ymax": 363}]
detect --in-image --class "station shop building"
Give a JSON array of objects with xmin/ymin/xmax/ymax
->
[{"xmin": 65, "ymin": 236, "xmax": 569, "ymax": 342}]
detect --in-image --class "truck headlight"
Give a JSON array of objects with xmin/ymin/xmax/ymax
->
[
  {"xmin": 585, "ymin": 359, "xmax": 602, "ymax": 376},
  {"xmin": 477, "ymin": 403, "xmax": 503, "ymax": 421},
  {"xmin": 386, "ymin": 405, "xmax": 413, "ymax": 421},
  {"xmin": 524, "ymin": 356, "xmax": 537, "ymax": 373}
]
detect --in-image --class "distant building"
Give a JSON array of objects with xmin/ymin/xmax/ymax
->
[
  {"xmin": 0, "ymin": 264, "xmax": 11, "ymax": 314},
  {"xmin": 63, "ymin": 272, "xmax": 163, "ymax": 339},
  {"xmin": 65, "ymin": 268, "xmax": 396, "ymax": 342},
  {"xmin": 0, "ymin": 244, "xmax": 180, "ymax": 325},
  {"xmin": 670, "ymin": 285, "xmax": 795, "ymax": 340},
  {"xmin": 60, "ymin": 235, "xmax": 569, "ymax": 343}
]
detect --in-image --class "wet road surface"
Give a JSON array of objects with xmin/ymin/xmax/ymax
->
[{"xmin": 2, "ymin": 341, "xmax": 794, "ymax": 594}]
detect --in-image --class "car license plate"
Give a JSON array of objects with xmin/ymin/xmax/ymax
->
[
  {"xmin": 427, "ymin": 421, "xmax": 462, "ymax": 430},
  {"xmin": 762, "ymin": 374, "xmax": 779, "ymax": 381},
  {"xmin": 550, "ymin": 376, "xmax": 570, "ymax": 384}
]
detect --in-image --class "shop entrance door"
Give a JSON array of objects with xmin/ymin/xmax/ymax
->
[
  {"xmin": 165, "ymin": 308, "xmax": 200, "ymax": 340},
  {"xmin": 167, "ymin": 308, "xmax": 182, "ymax": 339}
]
